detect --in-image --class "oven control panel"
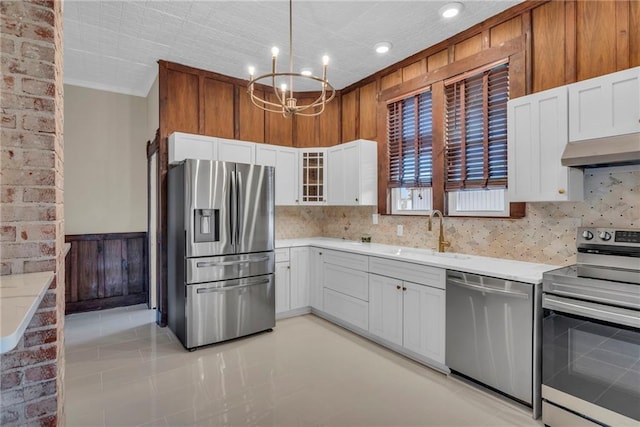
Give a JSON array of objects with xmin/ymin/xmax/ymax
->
[{"xmin": 577, "ymin": 227, "xmax": 640, "ymax": 247}]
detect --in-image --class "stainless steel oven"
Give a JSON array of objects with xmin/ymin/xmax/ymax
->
[{"xmin": 542, "ymin": 227, "xmax": 640, "ymax": 426}]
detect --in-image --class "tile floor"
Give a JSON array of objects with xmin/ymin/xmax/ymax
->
[{"xmin": 65, "ymin": 305, "xmax": 542, "ymax": 426}]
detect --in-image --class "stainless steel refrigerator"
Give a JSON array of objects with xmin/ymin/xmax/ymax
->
[{"xmin": 168, "ymin": 159, "xmax": 275, "ymax": 350}]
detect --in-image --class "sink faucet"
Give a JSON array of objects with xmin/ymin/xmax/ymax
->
[{"xmin": 428, "ymin": 210, "xmax": 450, "ymax": 253}]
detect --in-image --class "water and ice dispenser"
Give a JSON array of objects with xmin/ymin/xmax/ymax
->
[{"xmin": 194, "ymin": 209, "xmax": 219, "ymax": 243}]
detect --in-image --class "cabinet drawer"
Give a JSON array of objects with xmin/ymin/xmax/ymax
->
[
  {"xmin": 324, "ymin": 263, "xmax": 369, "ymax": 301},
  {"xmin": 275, "ymin": 248, "xmax": 290, "ymax": 263},
  {"xmin": 369, "ymin": 257, "xmax": 445, "ymax": 290},
  {"xmin": 323, "ymin": 288, "xmax": 368, "ymax": 331},
  {"xmin": 322, "ymin": 249, "xmax": 369, "ymax": 272}
]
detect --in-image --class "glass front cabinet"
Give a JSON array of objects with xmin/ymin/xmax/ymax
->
[{"xmin": 299, "ymin": 148, "xmax": 327, "ymax": 204}]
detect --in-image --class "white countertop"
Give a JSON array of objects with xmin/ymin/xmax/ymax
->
[
  {"xmin": 276, "ymin": 238, "xmax": 558, "ymax": 284},
  {"xmin": 0, "ymin": 271, "xmax": 55, "ymax": 353}
]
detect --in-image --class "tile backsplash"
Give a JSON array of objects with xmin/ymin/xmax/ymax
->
[{"xmin": 276, "ymin": 167, "xmax": 639, "ymax": 266}]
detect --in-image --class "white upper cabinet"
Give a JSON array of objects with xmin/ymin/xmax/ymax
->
[
  {"xmin": 216, "ymin": 137, "xmax": 256, "ymax": 164},
  {"xmin": 568, "ymin": 67, "xmax": 640, "ymax": 142},
  {"xmin": 327, "ymin": 139, "xmax": 377, "ymax": 206},
  {"xmin": 508, "ymin": 87, "xmax": 584, "ymax": 202},
  {"xmin": 299, "ymin": 148, "xmax": 327, "ymax": 204},
  {"xmin": 168, "ymin": 133, "xmax": 379, "ymax": 206},
  {"xmin": 256, "ymin": 144, "xmax": 299, "ymax": 206},
  {"xmin": 168, "ymin": 132, "xmax": 216, "ymax": 164}
]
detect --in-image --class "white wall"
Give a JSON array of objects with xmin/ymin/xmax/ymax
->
[
  {"xmin": 146, "ymin": 75, "xmax": 159, "ymax": 141},
  {"xmin": 64, "ymin": 85, "xmax": 148, "ymax": 234}
]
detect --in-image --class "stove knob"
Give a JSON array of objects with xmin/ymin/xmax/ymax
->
[
  {"xmin": 581, "ymin": 230, "xmax": 594, "ymax": 240},
  {"xmin": 598, "ymin": 231, "xmax": 612, "ymax": 241}
]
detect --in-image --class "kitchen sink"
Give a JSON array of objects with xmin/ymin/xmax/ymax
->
[{"xmin": 429, "ymin": 252, "xmax": 471, "ymax": 260}]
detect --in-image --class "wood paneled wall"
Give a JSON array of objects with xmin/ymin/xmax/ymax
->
[
  {"xmin": 65, "ymin": 233, "xmax": 148, "ymax": 314},
  {"xmin": 154, "ymin": 0, "xmax": 639, "ymax": 326}
]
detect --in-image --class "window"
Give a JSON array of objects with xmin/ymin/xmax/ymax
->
[
  {"xmin": 445, "ymin": 61, "xmax": 510, "ymax": 216},
  {"xmin": 387, "ymin": 89, "xmax": 433, "ymax": 214}
]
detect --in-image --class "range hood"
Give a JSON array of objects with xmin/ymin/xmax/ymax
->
[{"xmin": 561, "ymin": 133, "xmax": 640, "ymax": 167}]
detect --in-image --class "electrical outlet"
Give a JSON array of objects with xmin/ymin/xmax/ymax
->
[
  {"xmin": 372, "ymin": 213, "xmax": 379, "ymax": 225},
  {"xmin": 397, "ymin": 224, "xmax": 403, "ymax": 236}
]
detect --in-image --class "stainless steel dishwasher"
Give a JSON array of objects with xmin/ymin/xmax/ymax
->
[{"xmin": 446, "ymin": 270, "xmax": 541, "ymax": 419}]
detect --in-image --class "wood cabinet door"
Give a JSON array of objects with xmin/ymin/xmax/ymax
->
[
  {"xmin": 65, "ymin": 233, "xmax": 148, "ymax": 314},
  {"xmin": 403, "ymin": 282, "xmax": 445, "ymax": 364},
  {"xmin": 368, "ymin": 274, "xmax": 403, "ymax": 346}
]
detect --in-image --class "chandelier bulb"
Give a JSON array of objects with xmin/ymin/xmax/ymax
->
[
  {"xmin": 248, "ymin": 66, "xmax": 255, "ymax": 77},
  {"xmin": 322, "ymin": 55, "xmax": 330, "ymax": 66},
  {"xmin": 271, "ymin": 47, "xmax": 279, "ymax": 58}
]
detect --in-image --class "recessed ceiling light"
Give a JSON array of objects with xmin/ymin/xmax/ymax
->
[
  {"xmin": 374, "ymin": 42, "xmax": 392, "ymax": 54},
  {"xmin": 300, "ymin": 68, "xmax": 313, "ymax": 76},
  {"xmin": 440, "ymin": 2, "xmax": 463, "ymax": 18}
]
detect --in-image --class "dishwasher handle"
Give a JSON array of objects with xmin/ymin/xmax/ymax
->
[{"xmin": 447, "ymin": 277, "xmax": 530, "ymax": 299}]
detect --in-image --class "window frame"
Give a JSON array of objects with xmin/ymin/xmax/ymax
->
[{"xmin": 376, "ymin": 41, "xmax": 527, "ymax": 219}]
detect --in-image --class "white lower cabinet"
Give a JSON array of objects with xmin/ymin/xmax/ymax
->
[
  {"xmin": 289, "ymin": 247, "xmax": 309, "ymax": 310},
  {"xmin": 275, "ymin": 247, "xmax": 310, "ymax": 315},
  {"xmin": 368, "ymin": 274, "xmax": 445, "ymax": 364},
  {"xmin": 309, "ymin": 248, "xmax": 324, "ymax": 310},
  {"xmin": 368, "ymin": 274, "xmax": 403, "ymax": 346},
  {"xmin": 402, "ymin": 281, "xmax": 445, "ymax": 363},
  {"xmin": 275, "ymin": 248, "xmax": 291, "ymax": 314},
  {"xmin": 321, "ymin": 249, "xmax": 369, "ymax": 330},
  {"xmin": 323, "ymin": 288, "xmax": 369, "ymax": 331}
]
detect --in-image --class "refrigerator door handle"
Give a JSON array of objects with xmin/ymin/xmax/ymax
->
[
  {"xmin": 229, "ymin": 170, "xmax": 236, "ymax": 247},
  {"xmin": 196, "ymin": 256, "xmax": 271, "ymax": 268},
  {"xmin": 196, "ymin": 279, "xmax": 271, "ymax": 293},
  {"xmin": 236, "ymin": 170, "xmax": 243, "ymax": 244}
]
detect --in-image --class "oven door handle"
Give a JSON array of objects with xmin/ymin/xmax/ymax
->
[{"xmin": 543, "ymin": 294, "xmax": 640, "ymax": 328}]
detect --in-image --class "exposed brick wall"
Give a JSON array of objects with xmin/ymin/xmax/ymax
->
[{"xmin": 0, "ymin": 0, "xmax": 64, "ymax": 425}]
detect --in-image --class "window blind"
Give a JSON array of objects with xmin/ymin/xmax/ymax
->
[
  {"xmin": 445, "ymin": 62, "xmax": 509, "ymax": 190},
  {"xmin": 387, "ymin": 90, "xmax": 433, "ymax": 188}
]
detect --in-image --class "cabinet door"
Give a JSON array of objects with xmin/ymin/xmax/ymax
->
[
  {"xmin": 327, "ymin": 145, "xmax": 345, "ymax": 204},
  {"xmin": 308, "ymin": 248, "xmax": 324, "ymax": 310},
  {"xmin": 216, "ymin": 138, "xmax": 256, "ymax": 164},
  {"xmin": 168, "ymin": 132, "xmax": 216, "ymax": 164},
  {"xmin": 403, "ymin": 282, "xmax": 445, "ymax": 364},
  {"xmin": 368, "ymin": 274, "xmax": 403, "ymax": 346},
  {"xmin": 256, "ymin": 145, "xmax": 299, "ymax": 205},
  {"xmin": 275, "ymin": 262, "xmax": 290, "ymax": 314},
  {"xmin": 299, "ymin": 149, "xmax": 326, "ymax": 204},
  {"xmin": 343, "ymin": 142, "xmax": 361, "ymax": 205},
  {"xmin": 289, "ymin": 247, "xmax": 309, "ymax": 309},
  {"xmin": 569, "ymin": 67, "xmax": 640, "ymax": 141},
  {"xmin": 507, "ymin": 88, "xmax": 583, "ymax": 202}
]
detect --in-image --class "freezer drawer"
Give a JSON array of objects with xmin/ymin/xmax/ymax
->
[
  {"xmin": 186, "ymin": 251, "xmax": 274, "ymax": 284},
  {"xmin": 185, "ymin": 274, "xmax": 275, "ymax": 349}
]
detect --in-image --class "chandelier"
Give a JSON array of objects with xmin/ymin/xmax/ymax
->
[{"xmin": 247, "ymin": 0, "xmax": 335, "ymax": 117}]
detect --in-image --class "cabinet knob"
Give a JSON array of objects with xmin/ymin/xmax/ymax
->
[
  {"xmin": 355, "ymin": 198, "xmax": 358, "ymax": 202},
  {"xmin": 396, "ymin": 285, "xmax": 401, "ymax": 290},
  {"xmin": 402, "ymin": 287, "xmax": 407, "ymax": 291},
  {"xmin": 295, "ymin": 199, "xmax": 299, "ymax": 203},
  {"xmin": 319, "ymin": 252, "xmax": 322, "ymax": 255},
  {"xmin": 558, "ymin": 188, "xmax": 566, "ymax": 194}
]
